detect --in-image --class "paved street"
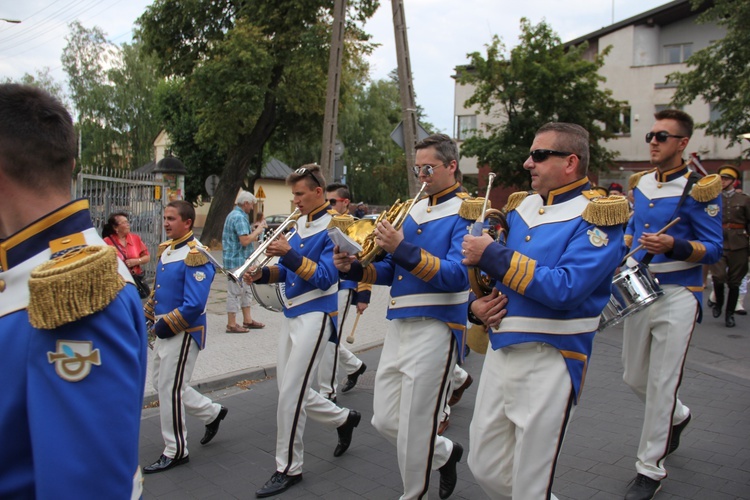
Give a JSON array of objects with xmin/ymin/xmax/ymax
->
[{"xmin": 139, "ymin": 261, "xmax": 750, "ymax": 499}]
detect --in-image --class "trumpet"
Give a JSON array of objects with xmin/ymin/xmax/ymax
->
[
  {"xmin": 468, "ymin": 172, "xmax": 508, "ymax": 298},
  {"xmin": 197, "ymin": 209, "xmax": 301, "ymax": 283}
]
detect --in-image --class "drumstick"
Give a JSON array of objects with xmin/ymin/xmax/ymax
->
[
  {"xmin": 621, "ymin": 217, "xmax": 681, "ymax": 264},
  {"xmin": 346, "ymin": 311, "xmax": 361, "ymax": 344}
]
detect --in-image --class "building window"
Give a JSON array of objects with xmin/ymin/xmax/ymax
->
[
  {"xmin": 618, "ymin": 106, "xmax": 631, "ymax": 135},
  {"xmin": 709, "ymin": 102, "xmax": 723, "ymax": 122},
  {"xmin": 456, "ymin": 115, "xmax": 477, "ymax": 141},
  {"xmin": 664, "ymin": 43, "xmax": 693, "ymax": 64}
]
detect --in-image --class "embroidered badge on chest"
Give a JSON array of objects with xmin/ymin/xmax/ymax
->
[
  {"xmin": 47, "ymin": 340, "xmax": 101, "ymax": 382},
  {"xmin": 705, "ymin": 204, "xmax": 719, "ymax": 217},
  {"xmin": 587, "ymin": 228, "xmax": 609, "ymax": 247},
  {"xmin": 194, "ymin": 271, "xmax": 206, "ymax": 282}
]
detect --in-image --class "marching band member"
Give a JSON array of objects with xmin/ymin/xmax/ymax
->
[
  {"xmin": 0, "ymin": 84, "xmax": 147, "ymax": 498},
  {"xmin": 621, "ymin": 110, "xmax": 722, "ymax": 499},
  {"xmin": 245, "ymin": 165, "xmax": 360, "ymax": 498},
  {"xmin": 143, "ymin": 200, "xmax": 226, "ymax": 474},
  {"xmin": 334, "ymin": 134, "xmax": 474, "ymax": 499},
  {"xmin": 462, "ymin": 122, "xmax": 628, "ymax": 499}
]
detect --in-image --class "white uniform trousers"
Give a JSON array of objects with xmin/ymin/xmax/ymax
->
[
  {"xmin": 468, "ymin": 342, "xmax": 573, "ymax": 500},
  {"xmin": 372, "ymin": 317, "xmax": 457, "ymax": 500},
  {"xmin": 317, "ymin": 289, "xmax": 364, "ymax": 400},
  {"xmin": 440, "ymin": 364, "xmax": 469, "ymax": 423},
  {"xmin": 152, "ymin": 333, "xmax": 221, "ymax": 459},
  {"xmin": 622, "ymin": 285, "xmax": 697, "ymax": 480},
  {"xmin": 276, "ymin": 312, "xmax": 349, "ymax": 475}
]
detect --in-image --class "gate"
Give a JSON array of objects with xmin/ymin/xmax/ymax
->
[{"xmin": 73, "ymin": 167, "xmax": 167, "ymax": 283}]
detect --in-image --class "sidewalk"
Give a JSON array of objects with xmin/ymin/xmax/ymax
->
[{"xmin": 140, "ymin": 266, "xmax": 750, "ymax": 498}]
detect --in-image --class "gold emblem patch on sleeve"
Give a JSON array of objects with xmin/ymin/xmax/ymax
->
[
  {"xmin": 587, "ymin": 228, "xmax": 609, "ymax": 247},
  {"xmin": 47, "ymin": 340, "xmax": 101, "ymax": 382},
  {"xmin": 193, "ymin": 271, "xmax": 206, "ymax": 282}
]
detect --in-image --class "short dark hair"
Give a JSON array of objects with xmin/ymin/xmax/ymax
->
[
  {"xmin": 102, "ymin": 212, "xmax": 129, "ymax": 239},
  {"xmin": 415, "ymin": 133, "xmax": 461, "ymax": 182},
  {"xmin": 287, "ymin": 163, "xmax": 326, "ymax": 190},
  {"xmin": 0, "ymin": 84, "xmax": 76, "ymax": 192},
  {"xmin": 535, "ymin": 122, "xmax": 590, "ymax": 175},
  {"xmin": 654, "ymin": 109, "xmax": 694, "ymax": 138},
  {"xmin": 326, "ymin": 182, "xmax": 351, "ymax": 200},
  {"xmin": 167, "ymin": 200, "xmax": 195, "ymax": 229}
]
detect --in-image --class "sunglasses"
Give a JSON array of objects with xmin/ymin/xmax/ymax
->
[
  {"xmin": 529, "ymin": 149, "xmax": 575, "ymax": 163},
  {"xmin": 295, "ymin": 167, "xmax": 322, "ymax": 188},
  {"xmin": 412, "ymin": 163, "xmax": 446, "ymax": 178},
  {"xmin": 645, "ymin": 131, "xmax": 686, "ymax": 143},
  {"xmin": 327, "ymin": 198, "xmax": 346, "ymax": 204}
]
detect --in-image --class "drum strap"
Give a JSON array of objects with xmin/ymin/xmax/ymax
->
[{"xmin": 641, "ymin": 173, "xmax": 699, "ymax": 266}]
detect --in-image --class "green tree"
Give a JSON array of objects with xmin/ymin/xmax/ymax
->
[
  {"xmin": 4, "ymin": 68, "xmax": 70, "ymax": 109},
  {"xmin": 62, "ymin": 21, "xmax": 162, "ymax": 170},
  {"xmin": 668, "ymin": 0, "xmax": 750, "ymax": 152},
  {"xmin": 458, "ymin": 19, "xmax": 625, "ymax": 189},
  {"xmin": 137, "ymin": 0, "xmax": 378, "ymax": 245}
]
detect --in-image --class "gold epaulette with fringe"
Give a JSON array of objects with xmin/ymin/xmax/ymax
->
[
  {"xmin": 503, "ymin": 191, "xmax": 529, "ymax": 213},
  {"xmin": 157, "ymin": 241, "xmax": 170, "ymax": 259},
  {"xmin": 28, "ymin": 245, "xmax": 125, "ymax": 329},
  {"xmin": 329, "ymin": 213, "xmax": 356, "ymax": 232},
  {"xmin": 185, "ymin": 240, "xmax": 209, "ymax": 267},
  {"xmin": 582, "ymin": 195, "xmax": 631, "ymax": 227},
  {"xmin": 691, "ymin": 174, "xmax": 722, "ymax": 202},
  {"xmin": 458, "ymin": 198, "xmax": 488, "ymax": 221},
  {"xmin": 628, "ymin": 169, "xmax": 654, "ymax": 190},
  {"xmin": 456, "ymin": 191, "xmax": 471, "ymax": 199}
]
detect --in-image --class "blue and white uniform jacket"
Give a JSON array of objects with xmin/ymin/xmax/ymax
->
[
  {"xmin": 625, "ymin": 164, "xmax": 723, "ymax": 317},
  {"xmin": 341, "ymin": 183, "xmax": 472, "ymax": 361},
  {"xmin": 340, "ymin": 279, "xmax": 372, "ymax": 305},
  {"xmin": 145, "ymin": 231, "xmax": 215, "ymax": 349},
  {"xmin": 0, "ymin": 199, "xmax": 147, "ymax": 499},
  {"xmin": 255, "ymin": 204, "xmax": 339, "ymax": 336},
  {"xmin": 478, "ymin": 179, "xmax": 626, "ymax": 401}
]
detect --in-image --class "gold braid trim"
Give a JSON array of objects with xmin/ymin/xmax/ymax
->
[
  {"xmin": 628, "ymin": 169, "xmax": 654, "ymax": 190},
  {"xmin": 185, "ymin": 248, "xmax": 209, "ymax": 267},
  {"xmin": 329, "ymin": 214, "xmax": 355, "ymax": 231},
  {"xmin": 458, "ymin": 198, "xmax": 487, "ymax": 220},
  {"xmin": 503, "ymin": 191, "xmax": 529, "ymax": 213},
  {"xmin": 582, "ymin": 196, "xmax": 631, "ymax": 227},
  {"xmin": 28, "ymin": 246, "xmax": 125, "ymax": 329},
  {"xmin": 691, "ymin": 174, "xmax": 722, "ymax": 202},
  {"xmin": 157, "ymin": 241, "xmax": 170, "ymax": 259}
]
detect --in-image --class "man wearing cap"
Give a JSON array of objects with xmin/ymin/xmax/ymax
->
[
  {"xmin": 708, "ymin": 165, "xmax": 750, "ymax": 327},
  {"xmin": 609, "ymin": 182, "xmax": 624, "ymax": 197},
  {"xmin": 354, "ymin": 202, "xmax": 366, "ymax": 218}
]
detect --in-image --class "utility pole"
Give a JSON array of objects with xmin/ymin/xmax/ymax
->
[
  {"xmin": 392, "ymin": 0, "xmax": 419, "ymax": 196},
  {"xmin": 320, "ymin": 0, "xmax": 347, "ymax": 182}
]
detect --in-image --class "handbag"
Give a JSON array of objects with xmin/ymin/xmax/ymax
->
[{"xmin": 132, "ymin": 273, "xmax": 151, "ymax": 299}]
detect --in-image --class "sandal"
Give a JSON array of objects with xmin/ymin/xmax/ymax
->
[
  {"xmin": 243, "ymin": 320, "xmax": 265, "ymax": 329},
  {"xmin": 226, "ymin": 324, "xmax": 250, "ymax": 333}
]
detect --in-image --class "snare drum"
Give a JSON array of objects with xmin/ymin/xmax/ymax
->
[
  {"xmin": 250, "ymin": 257, "xmax": 287, "ymax": 312},
  {"xmin": 598, "ymin": 264, "xmax": 664, "ymax": 331}
]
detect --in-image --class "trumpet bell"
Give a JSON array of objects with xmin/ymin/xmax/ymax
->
[
  {"xmin": 466, "ymin": 324, "xmax": 489, "ymax": 355},
  {"xmin": 342, "ymin": 218, "xmax": 381, "ymax": 263}
]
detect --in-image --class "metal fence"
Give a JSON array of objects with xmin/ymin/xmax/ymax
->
[{"xmin": 73, "ymin": 167, "xmax": 167, "ymax": 283}]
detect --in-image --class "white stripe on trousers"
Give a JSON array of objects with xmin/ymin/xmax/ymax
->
[
  {"xmin": 317, "ymin": 289, "xmax": 364, "ymax": 399},
  {"xmin": 372, "ymin": 317, "xmax": 456, "ymax": 500},
  {"xmin": 622, "ymin": 285, "xmax": 696, "ymax": 480},
  {"xmin": 468, "ymin": 342, "xmax": 573, "ymax": 500},
  {"xmin": 152, "ymin": 333, "xmax": 220, "ymax": 459},
  {"xmin": 276, "ymin": 312, "xmax": 349, "ymax": 475}
]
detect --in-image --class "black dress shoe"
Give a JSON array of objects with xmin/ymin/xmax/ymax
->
[
  {"xmin": 736, "ymin": 309, "xmax": 747, "ymax": 316},
  {"xmin": 334, "ymin": 409, "xmax": 361, "ymax": 457},
  {"xmin": 201, "ymin": 406, "xmax": 228, "ymax": 445},
  {"xmin": 668, "ymin": 413, "xmax": 691, "ymax": 455},
  {"xmin": 255, "ymin": 471, "xmax": 303, "ymax": 498},
  {"xmin": 341, "ymin": 363, "xmax": 367, "ymax": 393},
  {"xmin": 447, "ymin": 374, "xmax": 473, "ymax": 407},
  {"xmin": 625, "ymin": 473, "xmax": 661, "ymax": 500},
  {"xmin": 438, "ymin": 442, "xmax": 463, "ymax": 499},
  {"xmin": 726, "ymin": 314, "xmax": 736, "ymax": 327},
  {"xmin": 143, "ymin": 454, "xmax": 189, "ymax": 474},
  {"xmin": 712, "ymin": 304, "xmax": 722, "ymax": 318}
]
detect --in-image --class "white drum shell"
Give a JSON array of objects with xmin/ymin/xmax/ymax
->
[
  {"xmin": 598, "ymin": 265, "xmax": 664, "ymax": 331},
  {"xmin": 250, "ymin": 256, "xmax": 287, "ymax": 312}
]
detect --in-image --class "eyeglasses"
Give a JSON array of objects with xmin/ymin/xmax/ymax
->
[
  {"xmin": 529, "ymin": 149, "xmax": 575, "ymax": 163},
  {"xmin": 327, "ymin": 198, "xmax": 347, "ymax": 204},
  {"xmin": 412, "ymin": 163, "xmax": 446, "ymax": 178},
  {"xmin": 645, "ymin": 131, "xmax": 686, "ymax": 143},
  {"xmin": 295, "ymin": 167, "xmax": 322, "ymax": 188}
]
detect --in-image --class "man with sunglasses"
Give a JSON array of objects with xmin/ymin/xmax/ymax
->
[
  {"xmin": 333, "ymin": 133, "xmax": 472, "ymax": 500},
  {"xmin": 461, "ymin": 122, "xmax": 628, "ymax": 499},
  {"xmin": 244, "ymin": 165, "xmax": 361, "ymax": 498},
  {"xmin": 621, "ymin": 109, "xmax": 723, "ymax": 499},
  {"xmin": 315, "ymin": 183, "xmax": 370, "ymax": 402}
]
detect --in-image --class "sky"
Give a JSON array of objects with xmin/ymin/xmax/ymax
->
[{"xmin": 0, "ymin": 0, "xmax": 673, "ymax": 134}]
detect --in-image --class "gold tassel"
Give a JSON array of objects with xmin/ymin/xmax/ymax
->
[
  {"xmin": 582, "ymin": 196, "xmax": 631, "ymax": 226},
  {"xmin": 628, "ymin": 169, "xmax": 653, "ymax": 191},
  {"xmin": 185, "ymin": 249, "xmax": 209, "ymax": 267},
  {"xmin": 28, "ymin": 246, "xmax": 125, "ymax": 330},
  {"xmin": 691, "ymin": 174, "xmax": 722, "ymax": 202},
  {"xmin": 458, "ymin": 198, "xmax": 487, "ymax": 221},
  {"xmin": 157, "ymin": 241, "xmax": 170, "ymax": 259},
  {"xmin": 503, "ymin": 191, "xmax": 529, "ymax": 213},
  {"xmin": 329, "ymin": 214, "xmax": 355, "ymax": 231}
]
